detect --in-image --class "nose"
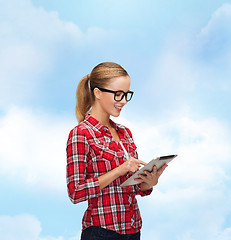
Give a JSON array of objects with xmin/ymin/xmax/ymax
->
[{"xmin": 120, "ymin": 95, "xmax": 127, "ymax": 104}]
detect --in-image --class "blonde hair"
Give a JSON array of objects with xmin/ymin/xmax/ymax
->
[{"xmin": 76, "ymin": 62, "xmax": 129, "ymax": 123}]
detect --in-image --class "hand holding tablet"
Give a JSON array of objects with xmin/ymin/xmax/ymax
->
[{"xmin": 120, "ymin": 154, "xmax": 177, "ymax": 187}]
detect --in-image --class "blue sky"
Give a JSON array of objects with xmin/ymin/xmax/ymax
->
[{"xmin": 0, "ymin": 0, "xmax": 231, "ymax": 239}]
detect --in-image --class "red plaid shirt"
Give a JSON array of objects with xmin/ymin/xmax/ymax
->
[{"xmin": 66, "ymin": 114, "xmax": 152, "ymax": 234}]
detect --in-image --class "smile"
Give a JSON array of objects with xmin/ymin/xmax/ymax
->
[{"xmin": 115, "ymin": 106, "xmax": 123, "ymax": 110}]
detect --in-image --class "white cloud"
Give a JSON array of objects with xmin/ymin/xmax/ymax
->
[
  {"xmin": 199, "ymin": 3, "xmax": 231, "ymax": 49},
  {"xmin": 0, "ymin": 0, "xmax": 113, "ymax": 106},
  {"xmin": 0, "ymin": 214, "xmax": 42, "ymax": 240},
  {"xmin": 148, "ymin": 3, "xmax": 231, "ymax": 111},
  {"xmin": 196, "ymin": 3, "xmax": 231, "ymax": 76},
  {"xmin": 0, "ymin": 106, "xmax": 75, "ymax": 192},
  {"xmin": 217, "ymin": 227, "xmax": 231, "ymax": 240},
  {"xmin": 0, "ymin": 214, "xmax": 79, "ymax": 240}
]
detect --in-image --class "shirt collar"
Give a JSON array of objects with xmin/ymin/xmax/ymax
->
[{"xmin": 84, "ymin": 114, "xmax": 123, "ymax": 133}]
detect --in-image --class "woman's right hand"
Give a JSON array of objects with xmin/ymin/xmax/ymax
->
[{"xmin": 117, "ymin": 157, "xmax": 147, "ymax": 176}]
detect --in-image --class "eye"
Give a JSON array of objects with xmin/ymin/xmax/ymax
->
[{"xmin": 115, "ymin": 91, "xmax": 124, "ymax": 97}]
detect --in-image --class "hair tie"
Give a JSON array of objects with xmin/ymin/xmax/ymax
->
[{"xmin": 87, "ymin": 74, "xmax": 91, "ymax": 90}]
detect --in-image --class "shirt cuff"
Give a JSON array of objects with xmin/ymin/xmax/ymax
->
[{"xmin": 135, "ymin": 184, "xmax": 153, "ymax": 196}]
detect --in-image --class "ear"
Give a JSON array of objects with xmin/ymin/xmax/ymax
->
[{"xmin": 93, "ymin": 88, "xmax": 102, "ymax": 100}]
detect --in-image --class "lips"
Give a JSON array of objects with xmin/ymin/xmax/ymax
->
[{"xmin": 115, "ymin": 105, "xmax": 123, "ymax": 111}]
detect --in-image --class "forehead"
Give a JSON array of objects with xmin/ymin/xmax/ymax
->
[{"xmin": 106, "ymin": 76, "xmax": 131, "ymax": 91}]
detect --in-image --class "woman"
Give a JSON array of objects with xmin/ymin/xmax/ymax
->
[{"xmin": 66, "ymin": 62, "xmax": 167, "ymax": 240}]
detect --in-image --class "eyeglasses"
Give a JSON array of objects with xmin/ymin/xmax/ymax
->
[{"xmin": 95, "ymin": 87, "xmax": 134, "ymax": 102}]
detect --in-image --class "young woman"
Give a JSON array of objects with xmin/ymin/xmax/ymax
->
[{"xmin": 66, "ymin": 62, "xmax": 167, "ymax": 240}]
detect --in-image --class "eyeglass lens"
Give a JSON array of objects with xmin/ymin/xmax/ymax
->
[{"xmin": 115, "ymin": 91, "xmax": 133, "ymax": 101}]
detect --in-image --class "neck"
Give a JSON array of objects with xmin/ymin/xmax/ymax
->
[{"xmin": 90, "ymin": 105, "xmax": 111, "ymax": 127}]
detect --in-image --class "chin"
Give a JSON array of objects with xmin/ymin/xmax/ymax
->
[{"xmin": 111, "ymin": 111, "xmax": 121, "ymax": 118}]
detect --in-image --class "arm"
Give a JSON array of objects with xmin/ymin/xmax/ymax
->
[
  {"xmin": 98, "ymin": 157, "xmax": 146, "ymax": 190},
  {"xmin": 66, "ymin": 127, "xmax": 100, "ymax": 204}
]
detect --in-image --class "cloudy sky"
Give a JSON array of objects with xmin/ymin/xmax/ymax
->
[{"xmin": 0, "ymin": 0, "xmax": 231, "ymax": 239}]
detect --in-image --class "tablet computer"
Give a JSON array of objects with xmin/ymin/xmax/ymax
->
[{"xmin": 120, "ymin": 154, "xmax": 177, "ymax": 187}]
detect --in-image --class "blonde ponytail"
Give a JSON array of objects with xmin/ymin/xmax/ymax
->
[
  {"xmin": 75, "ymin": 62, "xmax": 129, "ymax": 123},
  {"xmin": 76, "ymin": 74, "xmax": 93, "ymax": 123}
]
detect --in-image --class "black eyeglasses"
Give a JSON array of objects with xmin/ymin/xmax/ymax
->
[{"xmin": 94, "ymin": 87, "xmax": 134, "ymax": 102}]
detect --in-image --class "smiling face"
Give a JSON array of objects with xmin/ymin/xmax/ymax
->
[{"xmin": 94, "ymin": 75, "xmax": 131, "ymax": 118}]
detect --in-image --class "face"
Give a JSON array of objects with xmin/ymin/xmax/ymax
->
[{"xmin": 95, "ymin": 75, "xmax": 131, "ymax": 118}]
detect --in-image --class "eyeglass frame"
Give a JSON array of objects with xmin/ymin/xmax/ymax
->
[{"xmin": 91, "ymin": 87, "xmax": 134, "ymax": 102}]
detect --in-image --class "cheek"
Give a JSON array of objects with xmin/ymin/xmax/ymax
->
[
  {"xmin": 105, "ymin": 95, "xmax": 115, "ymax": 105},
  {"xmin": 108, "ymin": 100, "xmax": 116, "ymax": 110},
  {"xmin": 101, "ymin": 95, "xmax": 115, "ymax": 111}
]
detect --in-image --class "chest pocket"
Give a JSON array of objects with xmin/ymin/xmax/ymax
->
[{"xmin": 92, "ymin": 140, "xmax": 118, "ymax": 175}]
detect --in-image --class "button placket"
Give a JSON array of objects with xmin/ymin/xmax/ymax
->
[{"xmin": 128, "ymin": 194, "xmax": 135, "ymax": 227}]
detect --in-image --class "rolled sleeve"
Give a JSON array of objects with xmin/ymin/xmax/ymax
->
[
  {"xmin": 134, "ymin": 184, "xmax": 153, "ymax": 197},
  {"xmin": 68, "ymin": 177, "xmax": 100, "ymax": 204},
  {"xmin": 66, "ymin": 127, "xmax": 100, "ymax": 204}
]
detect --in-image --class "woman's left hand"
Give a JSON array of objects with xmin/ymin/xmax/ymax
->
[{"xmin": 135, "ymin": 164, "xmax": 168, "ymax": 191}]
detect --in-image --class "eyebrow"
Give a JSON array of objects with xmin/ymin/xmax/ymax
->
[{"xmin": 113, "ymin": 89, "xmax": 131, "ymax": 92}]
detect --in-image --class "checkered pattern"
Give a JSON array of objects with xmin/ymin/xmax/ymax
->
[{"xmin": 66, "ymin": 114, "xmax": 152, "ymax": 234}]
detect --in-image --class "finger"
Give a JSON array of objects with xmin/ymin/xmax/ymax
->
[
  {"xmin": 137, "ymin": 175, "xmax": 150, "ymax": 184},
  {"xmin": 132, "ymin": 168, "xmax": 139, "ymax": 173},
  {"xmin": 135, "ymin": 175, "xmax": 146, "ymax": 182},
  {"xmin": 138, "ymin": 174, "xmax": 146, "ymax": 179},
  {"xmin": 160, "ymin": 164, "xmax": 168, "ymax": 169},
  {"xmin": 137, "ymin": 160, "xmax": 147, "ymax": 165},
  {"xmin": 130, "ymin": 158, "xmax": 147, "ymax": 166},
  {"xmin": 143, "ymin": 170, "xmax": 151, "ymax": 177},
  {"xmin": 158, "ymin": 164, "xmax": 168, "ymax": 172},
  {"xmin": 134, "ymin": 178, "xmax": 144, "ymax": 182},
  {"xmin": 129, "ymin": 166, "xmax": 138, "ymax": 173},
  {"xmin": 157, "ymin": 165, "xmax": 168, "ymax": 176},
  {"xmin": 152, "ymin": 165, "xmax": 157, "ymax": 173}
]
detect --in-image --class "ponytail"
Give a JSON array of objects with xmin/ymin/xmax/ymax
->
[
  {"xmin": 75, "ymin": 74, "xmax": 93, "ymax": 123},
  {"xmin": 75, "ymin": 62, "xmax": 129, "ymax": 123}
]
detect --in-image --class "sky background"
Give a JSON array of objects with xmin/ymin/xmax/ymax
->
[{"xmin": 0, "ymin": 0, "xmax": 231, "ymax": 239}]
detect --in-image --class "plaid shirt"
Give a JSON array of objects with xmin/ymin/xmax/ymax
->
[{"xmin": 66, "ymin": 114, "xmax": 152, "ymax": 234}]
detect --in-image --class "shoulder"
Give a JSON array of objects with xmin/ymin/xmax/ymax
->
[
  {"xmin": 113, "ymin": 121, "xmax": 133, "ymax": 138},
  {"xmin": 68, "ymin": 119, "xmax": 99, "ymax": 140},
  {"xmin": 68, "ymin": 121, "xmax": 89, "ymax": 138}
]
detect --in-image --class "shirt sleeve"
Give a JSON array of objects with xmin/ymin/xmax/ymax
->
[
  {"xmin": 66, "ymin": 127, "xmax": 100, "ymax": 204},
  {"xmin": 134, "ymin": 184, "xmax": 153, "ymax": 196}
]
